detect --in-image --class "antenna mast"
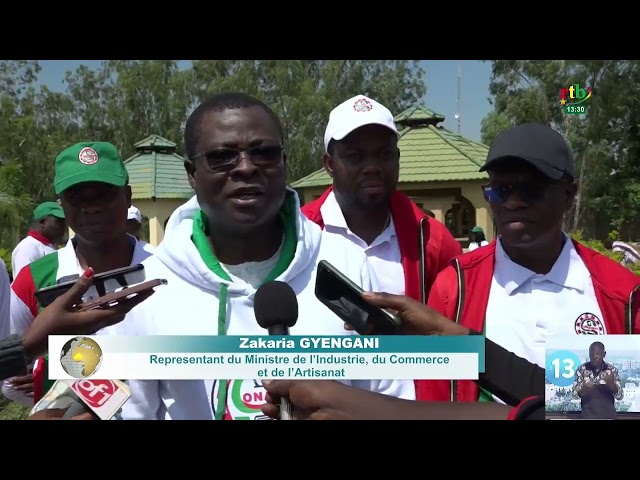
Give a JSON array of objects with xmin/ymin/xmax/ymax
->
[{"xmin": 456, "ymin": 62, "xmax": 462, "ymax": 134}]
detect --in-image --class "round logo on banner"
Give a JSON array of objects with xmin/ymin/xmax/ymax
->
[
  {"xmin": 353, "ymin": 98, "xmax": 373, "ymax": 112},
  {"xmin": 211, "ymin": 379, "xmax": 272, "ymax": 420},
  {"xmin": 78, "ymin": 147, "xmax": 99, "ymax": 165},
  {"xmin": 59, "ymin": 336, "xmax": 103, "ymax": 378},
  {"xmin": 574, "ymin": 312, "xmax": 605, "ymax": 335},
  {"xmin": 546, "ymin": 350, "xmax": 581, "ymax": 387}
]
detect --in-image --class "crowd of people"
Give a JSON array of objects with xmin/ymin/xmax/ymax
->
[{"xmin": 0, "ymin": 91, "xmax": 638, "ymax": 420}]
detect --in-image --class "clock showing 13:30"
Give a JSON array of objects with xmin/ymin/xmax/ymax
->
[
  {"xmin": 545, "ymin": 350, "xmax": 581, "ymax": 387},
  {"xmin": 564, "ymin": 105, "xmax": 586, "ymax": 115}
]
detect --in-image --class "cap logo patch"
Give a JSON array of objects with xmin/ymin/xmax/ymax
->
[
  {"xmin": 78, "ymin": 147, "xmax": 98, "ymax": 165},
  {"xmin": 353, "ymin": 98, "xmax": 373, "ymax": 112}
]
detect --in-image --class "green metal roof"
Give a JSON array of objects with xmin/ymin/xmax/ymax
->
[
  {"xmin": 124, "ymin": 135, "xmax": 194, "ymax": 200},
  {"xmin": 290, "ymin": 105, "xmax": 489, "ymax": 189}
]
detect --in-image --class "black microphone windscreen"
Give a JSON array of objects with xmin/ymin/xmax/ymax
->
[{"xmin": 254, "ymin": 281, "xmax": 298, "ymax": 330}]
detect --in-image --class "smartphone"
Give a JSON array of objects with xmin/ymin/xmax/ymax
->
[
  {"xmin": 314, "ymin": 260, "xmax": 401, "ymax": 335},
  {"xmin": 75, "ymin": 278, "xmax": 167, "ymax": 311},
  {"xmin": 35, "ymin": 264, "xmax": 146, "ymax": 308}
]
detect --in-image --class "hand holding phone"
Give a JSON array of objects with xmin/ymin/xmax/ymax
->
[
  {"xmin": 35, "ymin": 264, "xmax": 147, "ymax": 308},
  {"xmin": 23, "ymin": 269, "xmax": 165, "ymax": 359},
  {"xmin": 75, "ymin": 278, "xmax": 167, "ymax": 311},
  {"xmin": 314, "ymin": 260, "xmax": 401, "ymax": 335}
]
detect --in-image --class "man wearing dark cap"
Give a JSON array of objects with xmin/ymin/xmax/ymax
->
[
  {"xmin": 4, "ymin": 142, "xmax": 155, "ymax": 406},
  {"xmin": 421, "ymin": 123, "xmax": 640, "ymax": 403},
  {"xmin": 11, "ymin": 202, "xmax": 66, "ymax": 277}
]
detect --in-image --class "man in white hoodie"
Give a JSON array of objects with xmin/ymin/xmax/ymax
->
[{"xmin": 106, "ymin": 92, "xmax": 415, "ymax": 420}]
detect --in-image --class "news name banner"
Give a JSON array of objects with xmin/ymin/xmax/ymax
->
[{"xmin": 48, "ymin": 335, "xmax": 484, "ymax": 381}]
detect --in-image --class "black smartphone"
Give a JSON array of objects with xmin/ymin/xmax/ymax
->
[
  {"xmin": 314, "ymin": 260, "xmax": 401, "ymax": 335},
  {"xmin": 35, "ymin": 264, "xmax": 146, "ymax": 308}
]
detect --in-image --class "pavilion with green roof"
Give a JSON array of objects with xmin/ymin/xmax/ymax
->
[
  {"xmin": 290, "ymin": 105, "xmax": 494, "ymax": 244},
  {"xmin": 124, "ymin": 135, "xmax": 194, "ymax": 246}
]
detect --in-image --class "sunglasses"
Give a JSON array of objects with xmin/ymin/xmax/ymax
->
[
  {"xmin": 191, "ymin": 145, "xmax": 284, "ymax": 172},
  {"xmin": 481, "ymin": 182, "xmax": 551, "ymax": 205}
]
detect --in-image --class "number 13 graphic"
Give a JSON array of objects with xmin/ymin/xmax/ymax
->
[{"xmin": 545, "ymin": 350, "xmax": 581, "ymax": 387}]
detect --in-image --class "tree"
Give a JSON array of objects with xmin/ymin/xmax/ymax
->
[
  {"xmin": 0, "ymin": 59, "xmax": 427, "ymax": 252},
  {"xmin": 65, "ymin": 60, "xmax": 193, "ymax": 158},
  {"xmin": 187, "ymin": 60, "xmax": 426, "ymax": 180},
  {"xmin": 481, "ymin": 60, "xmax": 640, "ymax": 240},
  {"xmin": 480, "ymin": 110, "xmax": 511, "ymax": 145}
]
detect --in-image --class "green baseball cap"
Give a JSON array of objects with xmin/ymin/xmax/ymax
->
[
  {"xmin": 471, "ymin": 226, "xmax": 484, "ymax": 233},
  {"xmin": 54, "ymin": 142, "xmax": 129, "ymax": 195},
  {"xmin": 34, "ymin": 201, "xmax": 65, "ymax": 221}
]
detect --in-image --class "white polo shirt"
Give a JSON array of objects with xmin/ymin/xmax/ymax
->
[
  {"xmin": 485, "ymin": 234, "xmax": 604, "ymax": 373},
  {"xmin": 11, "ymin": 234, "xmax": 56, "ymax": 278},
  {"xmin": 319, "ymin": 191, "xmax": 405, "ymax": 295}
]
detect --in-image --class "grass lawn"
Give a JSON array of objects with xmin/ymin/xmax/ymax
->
[{"xmin": 0, "ymin": 394, "xmax": 30, "ymax": 420}]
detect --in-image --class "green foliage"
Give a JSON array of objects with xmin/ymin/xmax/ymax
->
[
  {"xmin": 482, "ymin": 60, "xmax": 640, "ymax": 240},
  {"xmin": 0, "ymin": 396, "xmax": 29, "ymax": 420},
  {"xmin": 0, "ymin": 59, "xmax": 427, "ymax": 251},
  {"xmin": 570, "ymin": 230, "xmax": 640, "ymax": 275},
  {"xmin": 0, "ymin": 247, "xmax": 11, "ymax": 278}
]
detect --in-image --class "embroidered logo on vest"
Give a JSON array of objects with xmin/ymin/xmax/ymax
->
[{"xmin": 574, "ymin": 312, "xmax": 605, "ymax": 335}]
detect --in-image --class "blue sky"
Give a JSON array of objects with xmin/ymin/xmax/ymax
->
[{"xmin": 36, "ymin": 60, "xmax": 493, "ymax": 142}]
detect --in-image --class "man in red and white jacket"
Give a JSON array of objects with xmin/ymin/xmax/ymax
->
[
  {"xmin": 11, "ymin": 202, "xmax": 66, "ymax": 278},
  {"xmin": 422, "ymin": 123, "xmax": 640, "ymax": 403},
  {"xmin": 301, "ymin": 95, "xmax": 462, "ymax": 402},
  {"xmin": 301, "ymin": 95, "xmax": 461, "ymax": 307}
]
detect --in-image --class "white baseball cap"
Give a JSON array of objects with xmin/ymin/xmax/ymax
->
[
  {"xmin": 324, "ymin": 94, "xmax": 399, "ymax": 152},
  {"xmin": 127, "ymin": 206, "xmax": 142, "ymax": 223}
]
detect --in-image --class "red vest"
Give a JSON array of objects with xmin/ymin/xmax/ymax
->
[
  {"xmin": 301, "ymin": 187, "xmax": 463, "ymax": 301},
  {"xmin": 301, "ymin": 187, "xmax": 463, "ymax": 400},
  {"xmin": 421, "ymin": 240, "xmax": 640, "ymax": 402}
]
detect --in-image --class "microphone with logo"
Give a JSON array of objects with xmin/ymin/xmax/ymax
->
[
  {"xmin": 31, "ymin": 378, "xmax": 131, "ymax": 420},
  {"xmin": 31, "ymin": 337, "xmax": 131, "ymax": 420},
  {"xmin": 254, "ymin": 281, "xmax": 298, "ymax": 421}
]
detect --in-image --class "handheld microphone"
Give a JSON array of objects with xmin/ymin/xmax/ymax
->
[
  {"xmin": 254, "ymin": 281, "xmax": 298, "ymax": 421},
  {"xmin": 30, "ymin": 378, "xmax": 131, "ymax": 420}
]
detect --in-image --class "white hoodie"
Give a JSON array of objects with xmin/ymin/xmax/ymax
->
[{"xmin": 104, "ymin": 189, "xmax": 415, "ymax": 420}]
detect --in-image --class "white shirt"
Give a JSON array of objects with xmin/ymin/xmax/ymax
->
[
  {"xmin": 3, "ymin": 235, "xmax": 155, "ymax": 406},
  {"xmin": 486, "ymin": 235, "xmax": 604, "ymax": 375},
  {"xmin": 320, "ymin": 192, "xmax": 405, "ymax": 295},
  {"xmin": 222, "ymin": 238, "xmax": 283, "ymax": 290},
  {"xmin": 11, "ymin": 234, "xmax": 56, "ymax": 278},
  {"xmin": 612, "ymin": 241, "xmax": 640, "ymax": 265},
  {"xmin": 55, "ymin": 236, "xmax": 155, "ymax": 282},
  {"xmin": 468, "ymin": 241, "xmax": 489, "ymax": 251}
]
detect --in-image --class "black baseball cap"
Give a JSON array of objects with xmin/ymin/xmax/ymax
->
[{"xmin": 480, "ymin": 123, "xmax": 575, "ymax": 181}]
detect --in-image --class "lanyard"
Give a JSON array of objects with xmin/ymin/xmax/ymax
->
[{"xmin": 213, "ymin": 285, "xmax": 229, "ymax": 421}]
